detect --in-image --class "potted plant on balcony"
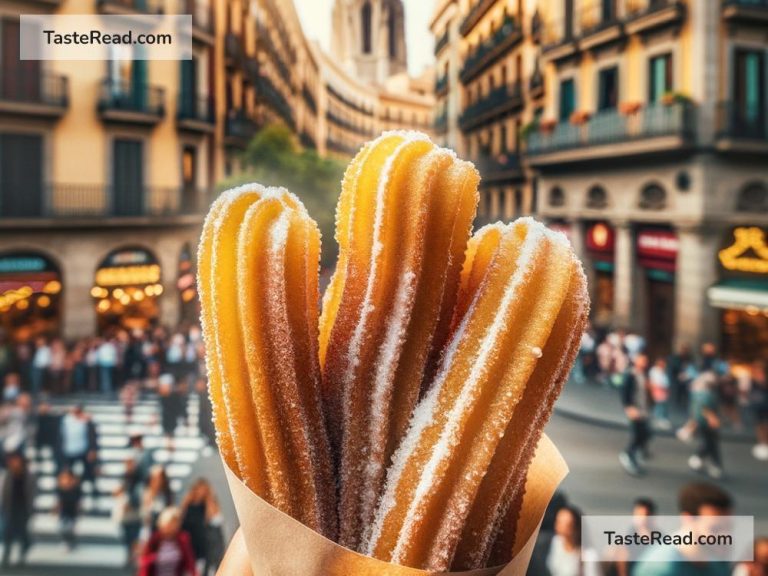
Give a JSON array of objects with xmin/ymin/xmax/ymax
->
[
  {"xmin": 620, "ymin": 101, "xmax": 643, "ymax": 115},
  {"xmin": 661, "ymin": 91, "xmax": 691, "ymax": 106},
  {"xmin": 539, "ymin": 118, "xmax": 558, "ymax": 133},
  {"xmin": 570, "ymin": 110, "xmax": 591, "ymax": 125}
]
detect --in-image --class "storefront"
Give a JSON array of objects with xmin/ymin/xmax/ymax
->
[
  {"xmin": 0, "ymin": 251, "xmax": 63, "ymax": 342},
  {"xmin": 636, "ymin": 227, "xmax": 678, "ymax": 359},
  {"xmin": 585, "ymin": 222, "xmax": 615, "ymax": 328},
  {"xmin": 709, "ymin": 226, "xmax": 768, "ymax": 361},
  {"xmin": 92, "ymin": 247, "xmax": 162, "ymax": 334}
]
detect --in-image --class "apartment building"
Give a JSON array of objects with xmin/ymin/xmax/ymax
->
[{"xmin": 437, "ymin": 0, "xmax": 768, "ymax": 359}]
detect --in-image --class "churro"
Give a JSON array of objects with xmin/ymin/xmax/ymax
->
[
  {"xmin": 365, "ymin": 219, "xmax": 587, "ymax": 571},
  {"xmin": 319, "ymin": 132, "xmax": 479, "ymax": 550}
]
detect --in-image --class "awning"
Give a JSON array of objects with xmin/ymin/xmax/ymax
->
[{"xmin": 708, "ymin": 281, "xmax": 768, "ymax": 311}]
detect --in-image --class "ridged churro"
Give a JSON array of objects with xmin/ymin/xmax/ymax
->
[
  {"xmin": 365, "ymin": 219, "xmax": 587, "ymax": 571},
  {"xmin": 199, "ymin": 186, "xmax": 336, "ymax": 538},
  {"xmin": 319, "ymin": 131, "xmax": 479, "ymax": 550}
]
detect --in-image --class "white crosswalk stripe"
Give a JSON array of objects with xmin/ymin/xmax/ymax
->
[{"xmin": 2, "ymin": 394, "xmax": 210, "ymax": 572}]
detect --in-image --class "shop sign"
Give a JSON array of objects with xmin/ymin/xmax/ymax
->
[
  {"xmin": 0, "ymin": 255, "xmax": 49, "ymax": 274},
  {"xmin": 102, "ymin": 249, "xmax": 156, "ymax": 268},
  {"xmin": 95, "ymin": 264, "xmax": 161, "ymax": 287},
  {"xmin": 637, "ymin": 230, "xmax": 678, "ymax": 261},
  {"xmin": 719, "ymin": 227, "xmax": 768, "ymax": 274},
  {"xmin": 586, "ymin": 223, "xmax": 614, "ymax": 253}
]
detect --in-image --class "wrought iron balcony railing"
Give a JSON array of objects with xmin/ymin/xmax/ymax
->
[
  {"xmin": 98, "ymin": 0, "xmax": 163, "ymax": 13},
  {"xmin": 434, "ymin": 30, "xmax": 450, "ymax": 55},
  {"xmin": 435, "ymin": 74, "xmax": 448, "ymax": 95},
  {"xmin": 0, "ymin": 69, "xmax": 68, "ymax": 110},
  {"xmin": 326, "ymin": 110, "xmax": 373, "ymax": 137},
  {"xmin": 461, "ymin": 15, "xmax": 522, "ymax": 84},
  {"xmin": 527, "ymin": 101, "xmax": 693, "ymax": 155},
  {"xmin": 460, "ymin": 0, "xmax": 496, "ymax": 36},
  {"xmin": 98, "ymin": 79, "xmax": 165, "ymax": 117},
  {"xmin": 326, "ymin": 137, "xmax": 360, "ymax": 156},
  {"xmin": 225, "ymin": 32, "xmax": 242, "ymax": 64},
  {"xmin": 434, "ymin": 109, "xmax": 448, "ymax": 132},
  {"xmin": 177, "ymin": 93, "xmax": 213, "ymax": 124},
  {"xmin": 0, "ymin": 184, "xmax": 207, "ymax": 220},
  {"xmin": 459, "ymin": 81, "xmax": 523, "ymax": 131},
  {"xmin": 255, "ymin": 74, "xmax": 294, "ymax": 129},
  {"xmin": 302, "ymin": 84, "xmax": 317, "ymax": 114},
  {"xmin": 717, "ymin": 101, "xmax": 768, "ymax": 142},
  {"xmin": 474, "ymin": 152, "xmax": 523, "ymax": 182},
  {"xmin": 225, "ymin": 109, "xmax": 259, "ymax": 143}
]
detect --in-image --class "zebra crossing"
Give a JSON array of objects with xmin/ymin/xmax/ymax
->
[{"xmin": 3, "ymin": 394, "xmax": 209, "ymax": 573}]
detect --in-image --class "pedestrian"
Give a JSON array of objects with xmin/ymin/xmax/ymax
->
[
  {"xmin": 634, "ymin": 482, "xmax": 732, "ymax": 575},
  {"xmin": 0, "ymin": 333, "xmax": 11, "ymax": 384},
  {"xmin": 97, "ymin": 336, "xmax": 118, "ymax": 396},
  {"xmin": 0, "ymin": 392, "xmax": 33, "ymax": 461},
  {"xmin": 142, "ymin": 465, "xmax": 174, "ymax": 534},
  {"xmin": 733, "ymin": 536, "xmax": 768, "ymax": 576},
  {"xmin": 112, "ymin": 458, "xmax": 144, "ymax": 568},
  {"xmin": 85, "ymin": 339, "xmax": 99, "ymax": 392},
  {"xmin": 527, "ymin": 505, "xmax": 601, "ymax": 576},
  {"xmin": 128, "ymin": 434, "xmax": 155, "ymax": 485},
  {"xmin": 749, "ymin": 361, "xmax": 768, "ymax": 462},
  {"xmin": 649, "ymin": 357, "xmax": 671, "ymax": 430},
  {"xmin": 34, "ymin": 401, "xmax": 62, "ymax": 463},
  {"xmin": 687, "ymin": 358, "xmax": 724, "ymax": 479},
  {"xmin": 0, "ymin": 453, "xmax": 36, "ymax": 568},
  {"xmin": 619, "ymin": 353, "xmax": 652, "ymax": 476},
  {"xmin": 138, "ymin": 506, "xmax": 197, "ymax": 576},
  {"xmin": 48, "ymin": 338, "xmax": 67, "ymax": 395},
  {"xmin": 165, "ymin": 333, "xmax": 186, "ymax": 383},
  {"xmin": 30, "ymin": 336, "xmax": 51, "ymax": 396},
  {"xmin": 610, "ymin": 497, "xmax": 657, "ymax": 576},
  {"xmin": 56, "ymin": 468, "xmax": 82, "ymax": 550},
  {"xmin": 181, "ymin": 478, "xmax": 223, "ymax": 575},
  {"xmin": 159, "ymin": 374, "xmax": 181, "ymax": 451},
  {"xmin": 2, "ymin": 372, "xmax": 21, "ymax": 405},
  {"xmin": 123, "ymin": 329, "xmax": 147, "ymax": 387},
  {"xmin": 58, "ymin": 405, "xmax": 99, "ymax": 500},
  {"xmin": 669, "ymin": 343, "xmax": 695, "ymax": 409}
]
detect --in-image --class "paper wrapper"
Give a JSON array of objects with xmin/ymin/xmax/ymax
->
[{"xmin": 223, "ymin": 434, "xmax": 567, "ymax": 575}]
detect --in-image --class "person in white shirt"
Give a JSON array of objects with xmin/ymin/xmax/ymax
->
[
  {"xmin": 649, "ymin": 358, "xmax": 672, "ymax": 430},
  {"xmin": 97, "ymin": 338, "xmax": 118, "ymax": 396},
  {"xmin": 31, "ymin": 337, "xmax": 51, "ymax": 396}
]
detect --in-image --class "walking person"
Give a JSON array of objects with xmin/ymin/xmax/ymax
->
[
  {"xmin": 688, "ymin": 358, "xmax": 725, "ymax": 479},
  {"xmin": 30, "ymin": 336, "xmax": 51, "ymax": 397},
  {"xmin": 526, "ymin": 505, "xmax": 601, "ymax": 576},
  {"xmin": 58, "ymin": 405, "xmax": 100, "ymax": 501},
  {"xmin": 749, "ymin": 360, "xmax": 768, "ymax": 461},
  {"xmin": 113, "ymin": 458, "xmax": 144, "ymax": 569},
  {"xmin": 138, "ymin": 506, "xmax": 197, "ymax": 576},
  {"xmin": 181, "ymin": 478, "xmax": 222, "ymax": 576},
  {"xmin": 142, "ymin": 465, "xmax": 174, "ymax": 535},
  {"xmin": 158, "ymin": 374, "xmax": 182, "ymax": 451},
  {"xmin": 1, "ymin": 453, "xmax": 36, "ymax": 568},
  {"xmin": 97, "ymin": 336, "xmax": 118, "ymax": 397},
  {"xmin": 56, "ymin": 468, "xmax": 82, "ymax": 550},
  {"xmin": 619, "ymin": 353, "xmax": 652, "ymax": 476},
  {"xmin": 649, "ymin": 357, "xmax": 672, "ymax": 430}
]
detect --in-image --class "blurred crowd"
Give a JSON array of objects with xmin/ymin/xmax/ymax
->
[
  {"xmin": 0, "ymin": 325, "xmax": 222, "ymax": 575},
  {"xmin": 572, "ymin": 327, "xmax": 768, "ymax": 477}
]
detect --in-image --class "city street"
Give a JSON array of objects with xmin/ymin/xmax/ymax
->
[{"xmin": 3, "ymin": 389, "xmax": 767, "ymax": 575}]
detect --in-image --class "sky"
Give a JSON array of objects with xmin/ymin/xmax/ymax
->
[{"xmin": 295, "ymin": 0, "xmax": 436, "ymax": 76}]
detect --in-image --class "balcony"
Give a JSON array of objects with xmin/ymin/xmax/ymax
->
[
  {"xmin": 177, "ymin": 94, "xmax": 214, "ymax": 133},
  {"xmin": 474, "ymin": 152, "xmax": 523, "ymax": 183},
  {"xmin": 460, "ymin": 0, "xmax": 496, "ymax": 36},
  {"xmin": 97, "ymin": 0, "xmax": 163, "ymax": 14},
  {"xmin": 716, "ymin": 101, "xmax": 768, "ymax": 154},
  {"xmin": 243, "ymin": 57, "xmax": 260, "ymax": 84},
  {"xmin": 0, "ymin": 69, "xmax": 68, "ymax": 119},
  {"xmin": 435, "ymin": 30, "xmax": 449, "ymax": 56},
  {"xmin": 434, "ymin": 109, "xmax": 448, "ymax": 133},
  {"xmin": 625, "ymin": 0, "xmax": 686, "ymax": 37},
  {"xmin": 255, "ymin": 75, "xmax": 294, "ymax": 130},
  {"xmin": 435, "ymin": 74, "xmax": 448, "ymax": 96},
  {"xmin": 225, "ymin": 33, "xmax": 242, "ymax": 67},
  {"xmin": 327, "ymin": 84, "xmax": 374, "ymax": 116},
  {"xmin": 98, "ymin": 79, "xmax": 165, "ymax": 125},
  {"xmin": 326, "ymin": 137, "xmax": 360, "ymax": 156},
  {"xmin": 224, "ymin": 110, "xmax": 259, "ymax": 147},
  {"xmin": 302, "ymin": 84, "xmax": 317, "ymax": 114},
  {"xmin": 326, "ymin": 110, "xmax": 372, "ymax": 137},
  {"xmin": 461, "ymin": 16, "xmax": 523, "ymax": 84},
  {"xmin": 527, "ymin": 102, "xmax": 694, "ymax": 167},
  {"xmin": 459, "ymin": 81, "xmax": 523, "ymax": 132},
  {"xmin": 184, "ymin": 0, "xmax": 214, "ymax": 45},
  {"xmin": 257, "ymin": 23, "xmax": 292, "ymax": 86},
  {"xmin": 0, "ymin": 184, "xmax": 207, "ymax": 226},
  {"xmin": 541, "ymin": 20, "xmax": 579, "ymax": 64},
  {"xmin": 579, "ymin": 3, "xmax": 625, "ymax": 53},
  {"xmin": 722, "ymin": 0, "xmax": 768, "ymax": 25}
]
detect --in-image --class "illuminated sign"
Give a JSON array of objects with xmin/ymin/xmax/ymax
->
[
  {"xmin": 586, "ymin": 223, "xmax": 615, "ymax": 253},
  {"xmin": 637, "ymin": 230, "xmax": 678, "ymax": 261},
  {"xmin": 719, "ymin": 227, "xmax": 768, "ymax": 274},
  {"xmin": 95, "ymin": 264, "xmax": 161, "ymax": 287}
]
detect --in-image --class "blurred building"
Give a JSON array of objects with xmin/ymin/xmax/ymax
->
[
  {"xmin": 436, "ymin": 0, "xmax": 768, "ymax": 359},
  {"xmin": 0, "ymin": 0, "xmax": 433, "ymax": 342}
]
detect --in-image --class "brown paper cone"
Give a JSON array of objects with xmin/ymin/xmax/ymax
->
[{"xmin": 223, "ymin": 434, "xmax": 568, "ymax": 575}]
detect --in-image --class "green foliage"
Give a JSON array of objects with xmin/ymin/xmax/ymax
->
[{"xmin": 218, "ymin": 124, "xmax": 346, "ymax": 268}]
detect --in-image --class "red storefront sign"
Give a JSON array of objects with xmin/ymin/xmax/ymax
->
[
  {"xmin": 637, "ymin": 229, "xmax": 678, "ymax": 272},
  {"xmin": 586, "ymin": 223, "xmax": 615, "ymax": 253}
]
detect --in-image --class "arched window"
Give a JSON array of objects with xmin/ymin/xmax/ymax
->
[
  {"xmin": 361, "ymin": 1, "xmax": 372, "ymax": 54},
  {"xmin": 388, "ymin": 6, "xmax": 397, "ymax": 58},
  {"xmin": 549, "ymin": 186, "xmax": 565, "ymax": 207},
  {"xmin": 737, "ymin": 182, "xmax": 768, "ymax": 212},
  {"xmin": 639, "ymin": 183, "xmax": 667, "ymax": 210},
  {"xmin": 586, "ymin": 185, "xmax": 608, "ymax": 209}
]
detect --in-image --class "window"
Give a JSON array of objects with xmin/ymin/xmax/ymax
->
[
  {"xmin": 559, "ymin": 78, "xmax": 576, "ymax": 122},
  {"xmin": 598, "ymin": 66, "xmax": 619, "ymax": 111},
  {"xmin": 500, "ymin": 123, "xmax": 508, "ymax": 153},
  {"xmin": 639, "ymin": 183, "xmax": 667, "ymax": 210},
  {"xmin": 734, "ymin": 49, "xmax": 765, "ymax": 122},
  {"xmin": 649, "ymin": 53, "xmax": 672, "ymax": 104},
  {"xmin": 586, "ymin": 185, "xmax": 608, "ymax": 209},
  {"xmin": 737, "ymin": 182, "xmax": 768, "ymax": 212},
  {"xmin": 549, "ymin": 187, "xmax": 565, "ymax": 207},
  {"xmin": 361, "ymin": 2, "xmax": 372, "ymax": 54},
  {"xmin": 388, "ymin": 6, "xmax": 397, "ymax": 58}
]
